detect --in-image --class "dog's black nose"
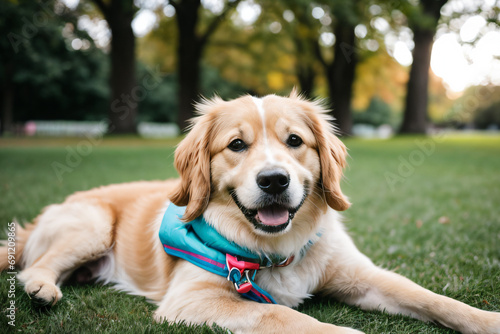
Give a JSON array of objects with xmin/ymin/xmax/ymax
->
[{"xmin": 257, "ymin": 169, "xmax": 290, "ymax": 194}]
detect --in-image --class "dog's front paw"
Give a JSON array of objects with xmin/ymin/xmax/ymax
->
[
  {"xmin": 18, "ymin": 269, "xmax": 62, "ymax": 306},
  {"xmin": 461, "ymin": 310, "xmax": 500, "ymax": 334},
  {"xmin": 482, "ymin": 311, "xmax": 500, "ymax": 334},
  {"xmin": 24, "ymin": 280, "xmax": 62, "ymax": 306}
]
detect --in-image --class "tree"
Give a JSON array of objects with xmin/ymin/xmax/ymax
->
[
  {"xmin": 283, "ymin": 0, "xmax": 362, "ymax": 135},
  {"xmin": 311, "ymin": 1, "xmax": 362, "ymax": 135},
  {"xmin": 169, "ymin": 0, "xmax": 241, "ymax": 131},
  {"xmin": 0, "ymin": 0, "xmax": 108, "ymax": 134},
  {"xmin": 399, "ymin": 0, "xmax": 448, "ymax": 134},
  {"xmin": 91, "ymin": 0, "xmax": 138, "ymax": 134},
  {"xmin": 325, "ymin": 12, "xmax": 358, "ymax": 136},
  {"xmin": 277, "ymin": 2, "xmax": 319, "ymax": 99},
  {"xmin": 204, "ymin": 2, "xmax": 297, "ymax": 96}
]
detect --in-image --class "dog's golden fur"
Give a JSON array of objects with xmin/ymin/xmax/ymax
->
[{"xmin": 1, "ymin": 93, "xmax": 499, "ymax": 333}]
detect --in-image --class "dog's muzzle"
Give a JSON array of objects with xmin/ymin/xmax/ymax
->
[{"xmin": 230, "ymin": 169, "xmax": 308, "ymax": 234}]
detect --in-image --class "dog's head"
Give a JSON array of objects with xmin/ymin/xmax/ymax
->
[{"xmin": 170, "ymin": 92, "xmax": 350, "ymax": 244}]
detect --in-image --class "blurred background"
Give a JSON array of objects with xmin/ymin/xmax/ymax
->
[
  {"xmin": 1, "ymin": 0, "xmax": 500, "ymax": 138},
  {"xmin": 2, "ymin": 2, "xmax": 500, "ymax": 331}
]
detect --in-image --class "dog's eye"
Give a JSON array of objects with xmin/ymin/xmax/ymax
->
[
  {"xmin": 286, "ymin": 134, "xmax": 303, "ymax": 148},
  {"xmin": 228, "ymin": 139, "xmax": 247, "ymax": 152}
]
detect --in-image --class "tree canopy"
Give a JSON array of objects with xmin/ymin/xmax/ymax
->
[
  {"xmin": 0, "ymin": 0, "xmax": 110, "ymax": 133},
  {"xmin": 2, "ymin": 0, "xmax": 500, "ymax": 135}
]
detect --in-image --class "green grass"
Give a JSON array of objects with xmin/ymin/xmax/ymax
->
[{"xmin": 1, "ymin": 135, "xmax": 499, "ymax": 333}]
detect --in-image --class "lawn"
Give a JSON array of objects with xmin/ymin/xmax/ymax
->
[{"xmin": 1, "ymin": 135, "xmax": 499, "ymax": 333}]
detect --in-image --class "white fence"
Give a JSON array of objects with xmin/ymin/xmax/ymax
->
[
  {"xmin": 137, "ymin": 122, "xmax": 179, "ymax": 138},
  {"xmin": 24, "ymin": 121, "xmax": 179, "ymax": 138},
  {"xmin": 352, "ymin": 124, "xmax": 394, "ymax": 139}
]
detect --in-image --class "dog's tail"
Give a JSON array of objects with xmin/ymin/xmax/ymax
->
[{"xmin": 0, "ymin": 219, "xmax": 38, "ymax": 272}]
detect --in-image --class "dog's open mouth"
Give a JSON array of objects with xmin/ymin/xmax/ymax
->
[{"xmin": 230, "ymin": 191, "xmax": 306, "ymax": 234}]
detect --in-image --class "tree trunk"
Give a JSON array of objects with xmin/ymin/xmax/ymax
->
[
  {"xmin": 293, "ymin": 34, "xmax": 315, "ymax": 99},
  {"xmin": 327, "ymin": 23, "xmax": 357, "ymax": 136},
  {"xmin": 296, "ymin": 64, "xmax": 315, "ymax": 99},
  {"xmin": 399, "ymin": 29, "xmax": 434, "ymax": 134},
  {"xmin": 399, "ymin": 0, "xmax": 448, "ymax": 134},
  {"xmin": 92, "ymin": 0, "xmax": 137, "ymax": 134},
  {"xmin": 177, "ymin": 46, "xmax": 201, "ymax": 131},
  {"xmin": 107, "ymin": 7, "xmax": 137, "ymax": 134},
  {"xmin": 172, "ymin": 0, "xmax": 240, "ymax": 131},
  {"xmin": 175, "ymin": 0, "xmax": 202, "ymax": 132}
]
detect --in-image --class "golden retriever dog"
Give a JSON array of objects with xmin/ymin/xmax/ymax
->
[{"xmin": 1, "ymin": 92, "xmax": 499, "ymax": 333}]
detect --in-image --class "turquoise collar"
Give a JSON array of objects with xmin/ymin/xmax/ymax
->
[
  {"xmin": 159, "ymin": 203, "xmax": 279, "ymax": 303},
  {"xmin": 159, "ymin": 203, "xmax": 319, "ymax": 304}
]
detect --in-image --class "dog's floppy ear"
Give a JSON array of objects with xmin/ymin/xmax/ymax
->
[
  {"xmin": 170, "ymin": 113, "xmax": 213, "ymax": 222},
  {"xmin": 299, "ymin": 99, "xmax": 351, "ymax": 211},
  {"xmin": 318, "ymin": 130, "xmax": 351, "ymax": 211}
]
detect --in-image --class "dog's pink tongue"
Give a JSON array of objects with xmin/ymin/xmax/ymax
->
[{"xmin": 257, "ymin": 207, "xmax": 289, "ymax": 226}]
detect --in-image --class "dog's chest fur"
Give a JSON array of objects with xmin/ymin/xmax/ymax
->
[{"xmin": 256, "ymin": 264, "xmax": 316, "ymax": 307}]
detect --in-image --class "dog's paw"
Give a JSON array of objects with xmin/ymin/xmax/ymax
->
[
  {"xmin": 18, "ymin": 268, "xmax": 62, "ymax": 306},
  {"xmin": 483, "ymin": 311, "xmax": 500, "ymax": 334},
  {"xmin": 459, "ymin": 309, "xmax": 500, "ymax": 334},
  {"xmin": 24, "ymin": 280, "xmax": 62, "ymax": 306}
]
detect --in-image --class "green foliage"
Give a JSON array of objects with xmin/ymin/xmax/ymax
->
[
  {"xmin": 474, "ymin": 101, "xmax": 500, "ymax": 129},
  {"xmin": 0, "ymin": 1, "xmax": 258, "ymax": 126},
  {"xmin": 136, "ymin": 63, "xmax": 178, "ymax": 123},
  {"xmin": 387, "ymin": 0, "xmax": 447, "ymax": 32},
  {"xmin": 136, "ymin": 64, "xmax": 249, "ymax": 123},
  {"xmin": 353, "ymin": 97, "xmax": 397, "ymax": 127},
  {"xmin": 0, "ymin": 0, "xmax": 109, "ymax": 122},
  {"xmin": 444, "ymin": 85, "xmax": 500, "ymax": 125},
  {"xmin": 200, "ymin": 65, "xmax": 249, "ymax": 100}
]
